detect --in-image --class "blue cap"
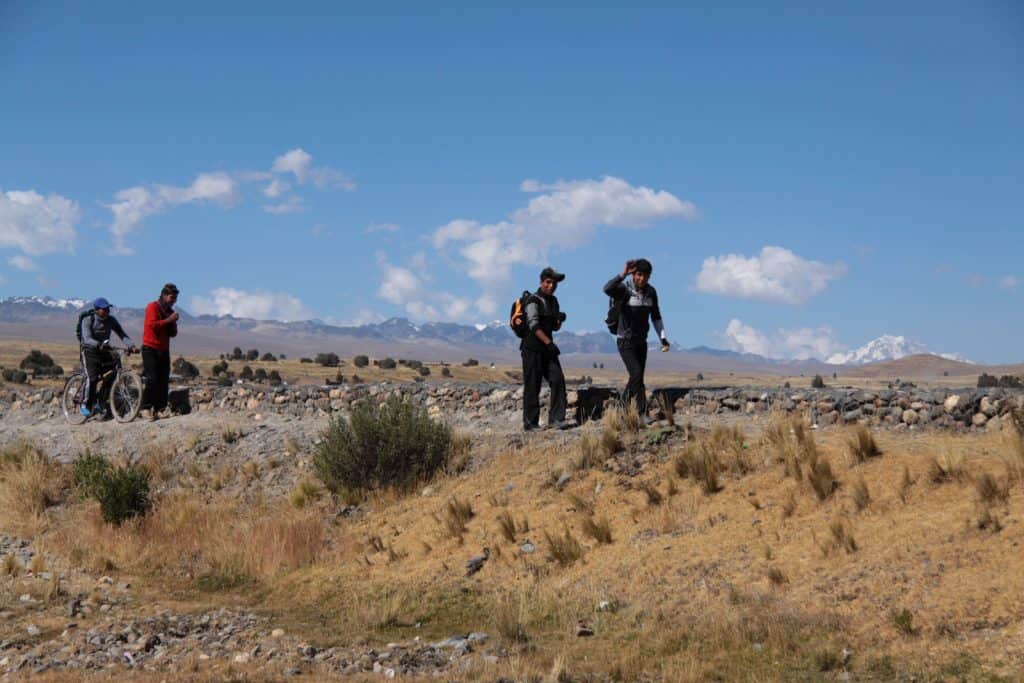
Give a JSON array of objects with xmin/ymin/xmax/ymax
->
[{"xmin": 93, "ymin": 297, "xmax": 111, "ymax": 310}]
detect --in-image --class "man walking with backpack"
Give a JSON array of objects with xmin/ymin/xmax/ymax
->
[
  {"xmin": 515, "ymin": 267, "xmax": 570, "ymax": 431},
  {"xmin": 604, "ymin": 259, "xmax": 670, "ymax": 422},
  {"xmin": 142, "ymin": 283, "xmax": 180, "ymax": 420}
]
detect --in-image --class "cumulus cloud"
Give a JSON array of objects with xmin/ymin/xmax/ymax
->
[
  {"xmin": 105, "ymin": 172, "xmax": 239, "ymax": 254},
  {"xmin": 1000, "ymin": 275, "xmax": 1019, "ymax": 290},
  {"xmin": 431, "ymin": 176, "xmax": 695, "ymax": 315},
  {"xmin": 7, "ymin": 255, "xmax": 38, "ymax": 271},
  {"xmin": 105, "ymin": 149, "xmax": 354, "ymax": 253},
  {"xmin": 189, "ymin": 287, "xmax": 314, "ymax": 322},
  {"xmin": 695, "ymin": 246, "xmax": 846, "ymax": 305},
  {"xmin": 375, "ymin": 254, "xmax": 472, "ymax": 321},
  {"xmin": 262, "ymin": 196, "xmax": 304, "ymax": 215},
  {"xmin": 0, "ymin": 189, "xmax": 80, "ymax": 256},
  {"xmin": 720, "ymin": 318, "xmax": 846, "ymax": 361},
  {"xmin": 271, "ymin": 148, "xmax": 355, "ymax": 191}
]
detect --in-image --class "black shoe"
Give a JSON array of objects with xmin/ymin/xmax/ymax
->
[
  {"xmin": 551, "ymin": 420, "xmax": 576, "ymax": 431},
  {"xmin": 524, "ymin": 424, "xmax": 542, "ymax": 432}
]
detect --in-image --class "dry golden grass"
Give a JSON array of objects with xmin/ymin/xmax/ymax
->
[
  {"xmin": 580, "ymin": 515, "xmax": 613, "ymax": 545},
  {"xmin": 0, "ymin": 441, "xmax": 67, "ymax": 535},
  {"xmin": 846, "ymin": 424, "xmax": 882, "ymax": 464},
  {"xmin": 4, "ymin": 420, "xmax": 1024, "ymax": 679}
]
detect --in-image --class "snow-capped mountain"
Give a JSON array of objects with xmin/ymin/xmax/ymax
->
[
  {"xmin": 2, "ymin": 295, "xmax": 88, "ymax": 311},
  {"xmin": 827, "ymin": 335, "xmax": 970, "ymax": 365}
]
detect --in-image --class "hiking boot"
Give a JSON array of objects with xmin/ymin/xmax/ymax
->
[{"xmin": 523, "ymin": 423, "xmax": 542, "ymax": 432}]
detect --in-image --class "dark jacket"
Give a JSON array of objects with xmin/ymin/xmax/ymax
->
[
  {"xmin": 520, "ymin": 291, "xmax": 562, "ymax": 353},
  {"xmin": 80, "ymin": 312, "xmax": 132, "ymax": 350},
  {"xmin": 603, "ymin": 273, "xmax": 665, "ymax": 342}
]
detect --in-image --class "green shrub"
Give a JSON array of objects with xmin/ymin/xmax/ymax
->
[
  {"xmin": 72, "ymin": 452, "xmax": 151, "ymax": 525},
  {"xmin": 353, "ymin": 355, "xmax": 369, "ymax": 368},
  {"xmin": 171, "ymin": 357, "xmax": 199, "ymax": 379},
  {"xmin": 418, "ymin": 365, "xmax": 430, "ymax": 376},
  {"xmin": 811, "ymin": 374, "xmax": 826, "ymax": 389},
  {"xmin": 300, "ymin": 357, "xmax": 313, "ymax": 364},
  {"xmin": 2, "ymin": 369, "xmax": 29, "ymax": 383},
  {"xmin": 378, "ymin": 357, "xmax": 397, "ymax": 369},
  {"xmin": 315, "ymin": 353, "xmax": 340, "ymax": 367},
  {"xmin": 463, "ymin": 358, "xmax": 479, "ymax": 367},
  {"xmin": 268, "ymin": 370, "xmax": 282, "ymax": 385},
  {"xmin": 260, "ymin": 352, "xmax": 277, "ymax": 362},
  {"xmin": 72, "ymin": 451, "xmax": 113, "ymax": 500},
  {"xmin": 240, "ymin": 366, "xmax": 254, "ymax": 380},
  {"xmin": 211, "ymin": 361, "xmax": 229, "ymax": 376},
  {"xmin": 313, "ymin": 395, "xmax": 452, "ymax": 494},
  {"xmin": 97, "ymin": 466, "xmax": 152, "ymax": 525},
  {"xmin": 20, "ymin": 350, "xmax": 56, "ymax": 371},
  {"xmin": 246, "ymin": 349, "xmax": 259, "ymax": 361},
  {"xmin": 254, "ymin": 368, "xmax": 268, "ymax": 381},
  {"xmin": 441, "ymin": 367, "xmax": 451, "ymax": 378}
]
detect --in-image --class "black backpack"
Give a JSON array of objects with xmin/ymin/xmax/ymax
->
[
  {"xmin": 509, "ymin": 291, "xmax": 537, "ymax": 339},
  {"xmin": 604, "ymin": 296, "xmax": 622, "ymax": 335},
  {"xmin": 75, "ymin": 309, "xmax": 95, "ymax": 343}
]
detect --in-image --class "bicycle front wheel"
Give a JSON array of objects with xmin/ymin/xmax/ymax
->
[
  {"xmin": 62, "ymin": 373, "xmax": 88, "ymax": 425},
  {"xmin": 109, "ymin": 370, "xmax": 143, "ymax": 423}
]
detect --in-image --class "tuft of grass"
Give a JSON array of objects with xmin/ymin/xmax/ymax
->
[
  {"xmin": 0, "ymin": 442, "xmax": 67, "ymax": 534},
  {"xmin": 496, "ymin": 510, "xmax": 517, "ymax": 543},
  {"xmin": 221, "ymin": 426, "xmax": 242, "ymax": 444},
  {"xmin": 891, "ymin": 608, "xmax": 918, "ymax": 636},
  {"xmin": 581, "ymin": 516, "xmax": 613, "ymax": 544},
  {"xmin": 767, "ymin": 566, "xmax": 789, "ymax": 586},
  {"xmin": 446, "ymin": 432, "xmax": 473, "ymax": 475},
  {"xmin": 29, "ymin": 553, "xmax": 45, "ymax": 574},
  {"xmin": 544, "ymin": 528, "xmax": 583, "ymax": 567},
  {"xmin": 2, "ymin": 554, "xmax": 21, "ymax": 576},
  {"xmin": 927, "ymin": 451, "xmax": 966, "ymax": 484},
  {"xmin": 442, "ymin": 497, "xmax": 474, "ymax": 541},
  {"xmin": 851, "ymin": 476, "xmax": 871, "ymax": 512},
  {"xmin": 640, "ymin": 481, "xmax": 664, "ymax": 506},
  {"xmin": 781, "ymin": 490, "xmax": 797, "ymax": 518},
  {"xmin": 575, "ymin": 427, "xmax": 620, "ymax": 470},
  {"xmin": 847, "ymin": 425, "xmax": 882, "ymax": 465},
  {"xmin": 567, "ymin": 492, "xmax": 594, "ymax": 516},
  {"xmin": 283, "ymin": 436, "xmax": 300, "ymax": 456},
  {"xmin": 603, "ymin": 401, "xmax": 642, "ymax": 435},
  {"xmin": 898, "ymin": 464, "xmax": 913, "ymax": 504},
  {"xmin": 493, "ymin": 591, "xmax": 530, "ymax": 644},
  {"xmin": 674, "ymin": 441, "xmax": 722, "ymax": 495},
  {"xmin": 808, "ymin": 458, "xmax": 838, "ymax": 501},
  {"xmin": 974, "ymin": 472, "xmax": 1009, "ymax": 505},
  {"xmin": 829, "ymin": 517, "xmax": 858, "ymax": 555},
  {"xmin": 289, "ymin": 478, "xmax": 323, "ymax": 509}
]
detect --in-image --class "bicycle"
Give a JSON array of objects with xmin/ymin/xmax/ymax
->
[{"xmin": 62, "ymin": 347, "xmax": 145, "ymax": 424}]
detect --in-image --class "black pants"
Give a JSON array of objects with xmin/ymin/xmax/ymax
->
[
  {"xmin": 81, "ymin": 347, "xmax": 115, "ymax": 411},
  {"xmin": 521, "ymin": 348, "xmax": 567, "ymax": 428},
  {"xmin": 142, "ymin": 347, "xmax": 171, "ymax": 412},
  {"xmin": 617, "ymin": 338, "xmax": 649, "ymax": 415}
]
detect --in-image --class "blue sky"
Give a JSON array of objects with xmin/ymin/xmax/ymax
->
[{"xmin": 1, "ymin": 1, "xmax": 1022, "ymax": 362}]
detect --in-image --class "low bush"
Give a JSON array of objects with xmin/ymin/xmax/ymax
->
[
  {"xmin": 246, "ymin": 349, "xmax": 259, "ymax": 361},
  {"xmin": 378, "ymin": 357, "xmax": 397, "ymax": 370},
  {"xmin": 463, "ymin": 358, "xmax": 479, "ymax": 367},
  {"xmin": 441, "ymin": 367, "xmax": 451, "ymax": 378},
  {"xmin": 811, "ymin": 374, "xmax": 826, "ymax": 389},
  {"xmin": 71, "ymin": 452, "xmax": 151, "ymax": 526},
  {"xmin": 3, "ymin": 369, "xmax": 29, "ymax": 383},
  {"xmin": 268, "ymin": 370, "xmax": 283, "ymax": 385},
  {"xmin": 315, "ymin": 353, "xmax": 340, "ymax": 367},
  {"xmin": 418, "ymin": 365, "xmax": 430, "ymax": 376},
  {"xmin": 299, "ymin": 357, "xmax": 313, "ymax": 364},
  {"xmin": 20, "ymin": 350, "xmax": 57, "ymax": 371},
  {"xmin": 313, "ymin": 395, "xmax": 452, "ymax": 493},
  {"xmin": 240, "ymin": 366, "xmax": 254, "ymax": 381},
  {"xmin": 261, "ymin": 352, "xmax": 277, "ymax": 362},
  {"xmin": 353, "ymin": 355, "xmax": 369, "ymax": 368},
  {"xmin": 254, "ymin": 368, "xmax": 268, "ymax": 381},
  {"xmin": 171, "ymin": 357, "xmax": 199, "ymax": 379},
  {"xmin": 211, "ymin": 361, "xmax": 229, "ymax": 376},
  {"xmin": 72, "ymin": 451, "xmax": 113, "ymax": 500}
]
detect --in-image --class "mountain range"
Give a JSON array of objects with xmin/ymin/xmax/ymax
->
[{"xmin": 0, "ymin": 296, "xmax": 973, "ymax": 373}]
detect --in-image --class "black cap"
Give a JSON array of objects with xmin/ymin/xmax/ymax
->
[{"xmin": 539, "ymin": 267, "xmax": 565, "ymax": 282}]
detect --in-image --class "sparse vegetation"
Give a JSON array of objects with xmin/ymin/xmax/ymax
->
[
  {"xmin": 171, "ymin": 357, "xmax": 199, "ymax": 379},
  {"xmin": 378, "ymin": 357, "xmax": 397, "ymax": 369},
  {"xmin": 851, "ymin": 476, "xmax": 871, "ymax": 512},
  {"xmin": 812, "ymin": 374, "xmax": 826, "ymax": 388},
  {"xmin": 674, "ymin": 439, "xmax": 722, "ymax": 495},
  {"xmin": 892, "ymin": 608, "xmax": 918, "ymax": 636},
  {"xmin": 581, "ymin": 515, "xmax": 613, "ymax": 544},
  {"xmin": 19, "ymin": 349, "xmax": 63, "ymax": 377},
  {"xmin": 353, "ymin": 355, "xmax": 369, "ymax": 368},
  {"xmin": 315, "ymin": 352, "xmax": 340, "ymax": 367},
  {"xmin": 462, "ymin": 358, "xmax": 479, "ymax": 367}
]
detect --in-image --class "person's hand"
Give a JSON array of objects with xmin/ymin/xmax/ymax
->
[
  {"xmin": 557, "ymin": 312, "xmax": 567, "ymax": 324},
  {"xmin": 623, "ymin": 259, "xmax": 636, "ymax": 276},
  {"xmin": 168, "ymin": 311, "xmax": 180, "ymax": 323},
  {"xmin": 660, "ymin": 338, "xmax": 671, "ymax": 352},
  {"xmin": 546, "ymin": 342, "xmax": 561, "ymax": 357}
]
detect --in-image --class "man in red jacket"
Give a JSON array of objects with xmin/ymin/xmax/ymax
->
[{"xmin": 142, "ymin": 283, "xmax": 180, "ymax": 420}]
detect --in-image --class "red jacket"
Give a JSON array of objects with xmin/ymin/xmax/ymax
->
[{"xmin": 142, "ymin": 301, "xmax": 177, "ymax": 351}]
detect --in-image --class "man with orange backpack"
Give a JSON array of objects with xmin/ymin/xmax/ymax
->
[{"xmin": 510, "ymin": 267, "xmax": 570, "ymax": 431}]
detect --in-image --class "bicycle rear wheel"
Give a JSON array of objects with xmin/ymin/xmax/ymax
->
[
  {"xmin": 109, "ymin": 370, "xmax": 143, "ymax": 423},
  {"xmin": 62, "ymin": 373, "xmax": 88, "ymax": 425}
]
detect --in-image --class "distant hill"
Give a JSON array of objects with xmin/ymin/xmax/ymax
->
[{"xmin": 844, "ymin": 354, "xmax": 1024, "ymax": 379}]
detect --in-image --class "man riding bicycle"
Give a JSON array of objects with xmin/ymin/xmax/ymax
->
[{"xmin": 78, "ymin": 297, "xmax": 137, "ymax": 418}]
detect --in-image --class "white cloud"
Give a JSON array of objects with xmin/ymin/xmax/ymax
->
[
  {"xmin": 1000, "ymin": 275, "xmax": 1019, "ymax": 290},
  {"xmin": 695, "ymin": 246, "xmax": 846, "ymax": 305},
  {"xmin": 721, "ymin": 318, "xmax": 846, "ymax": 361},
  {"xmin": 271, "ymin": 148, "xmax": 355, "ymax": 191},
  {"xmin": 366, "ymin": 222, "xmax": 400, "ymax": 233},
  {"xmin": 189, "ymin": 287, "xmax": 314, "ymax": 322},
  {"xmin": 375, "ymin": 254, "xmax": 472, "ymax": 322},
  {"xmin": 262, "ymin": 196, "xmax": 305, "ymax": 215},
  {"xmin": 262, "ymin": 179, "xmax": 289, "ymax": 198},
  {"xmin": 431, "ymin": 176, "xmax": 695, "ymax": 316},
  {"xmin": 0, "ymin": 189, "xmax": 80, "ymax": 256},
  {"xmin": 7, "ymin": 255, "xmax": 38, "ymax": 271},
  {"xmin": 105, "ymin": 172, "xmax": 239, "ymax": 254}
]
